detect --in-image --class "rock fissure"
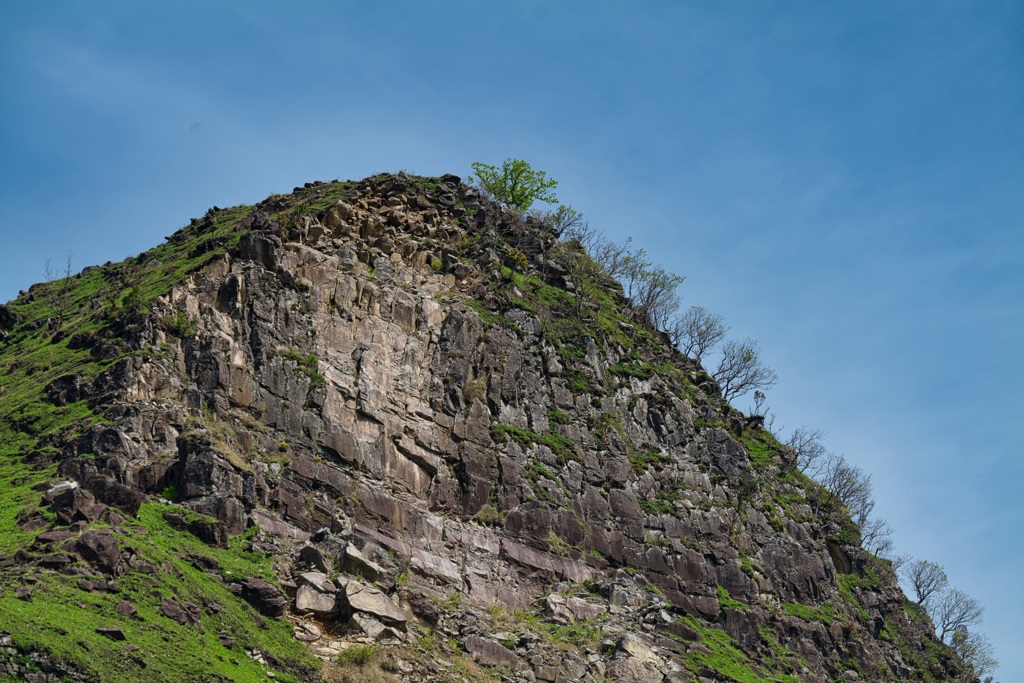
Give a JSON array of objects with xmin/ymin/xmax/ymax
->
[{"xmin": 0, "ymin": 172, "xmax": 973, "ymax": 683}]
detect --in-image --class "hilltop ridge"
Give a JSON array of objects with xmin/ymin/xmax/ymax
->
[{"xmin": 0, "ymin": 172, "xmax": 972, "ymax": 682}]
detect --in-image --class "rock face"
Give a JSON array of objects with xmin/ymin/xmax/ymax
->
[{"xmin": 0, "ymin": 173, "xmax": 972, "ymax": 682}]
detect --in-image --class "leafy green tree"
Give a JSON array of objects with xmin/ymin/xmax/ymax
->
[
  {"xmin": 952, "ymin": 629, "xmax": 999, "ymax": 679},
  {"xmin": 469, "ymin": 158, "xmax": 558, "ymax": 212}
]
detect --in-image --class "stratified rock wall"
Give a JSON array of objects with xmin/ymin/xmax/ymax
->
[{"xmin": 30, "ymin": 174, "xmax": 968, "ymax": 682}]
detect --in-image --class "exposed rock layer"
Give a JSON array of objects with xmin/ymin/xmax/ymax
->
[{"xmin": 1, "ymin": 173, "xmax": 970, "ymax": 682}]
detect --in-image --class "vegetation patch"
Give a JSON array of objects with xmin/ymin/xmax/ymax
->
[
  {"xmin": 269, "ymin": 347, "xmax": 325, "ymax": 389},
  {"xmin": 490, "ymin": 423, "xmax": 576, "ymax": 460},
  {"xmin": 678, "ymin": 615, "xmax": 791, "ymax": 683},
  {"xmin": 739, "ymin": 429, "xmax": 783, "ymax": 470},
  {"xmin": 627, "ymin": 449, "xmax": 673, "ymax": 474},
  {"xmin": 473, "ymin": 503, "xmax": 507, "ymax": 527},
  {"xmin": 717, "ymin": 584, "xmax": 749, "ymax": 612},
  {"xmin": 782, "ymin": 601, "xmax": 838, "ymax": 624},
  {"xmin": 0, "ymin": 503, "xmax": 318, "ymax": 683}
]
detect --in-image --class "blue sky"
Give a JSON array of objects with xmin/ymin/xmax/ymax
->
[{"xmin": 2, "ymin": 1, "xmax": 1021, "ymax": 677}]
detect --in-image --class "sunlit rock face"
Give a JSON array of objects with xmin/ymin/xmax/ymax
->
[{"xmin": 6, "ymin": 173, "xmax": 970, "ymax": 682}]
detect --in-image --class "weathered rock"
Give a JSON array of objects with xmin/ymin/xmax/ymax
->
[
  {"xmin": 546, "ymin": 594, "xmax": 607, "ymax": 624},
  {"xmin": 297, "ymin": 544, "xmax": 331, "ymax": 573},
  {"xmin": 338, "ymin": 580, "xmax": 406, "ymax": 626},
  {"xmin": 464, "ymin": 635, "xmax": 528, "ymax": 672},
  {"xmin": 0, "ymin": 172, "xmax": 969, "ymax": 683},
  {"xmin": 292, "ymin": 620, "xmax": 322, "ymax": 642},
  {"xmin": 76, "ymin": 531, "xmax": 120, "ymax": 574},
  {"xmin": 340, "ymin": 544, "xmax": 386, "ymax": 583},
  {"xmin": 95, "ymin": 627, "xmax": 126, "ymax": 641},
  {"xmin": 349, "ymin": 612, "xmax": 404, "ymax": 642},
  {"xmin": 294, "ymin": 584, "xmax": 337, "ymax": 615},
  {"xmin": 239, "ymin": 578, "xmax": 288, "ymax": 617},
  {"xmin": 160, "ymin": 598, "xmax": 191, "ymax": 626}
]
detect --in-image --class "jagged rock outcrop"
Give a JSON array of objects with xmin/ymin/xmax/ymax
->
[{"xmin": 0, "ymin": 173, "xmax": 972, "ymax": 682}]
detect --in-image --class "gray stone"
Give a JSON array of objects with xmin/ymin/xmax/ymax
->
[
  {"xmin": 293, "ymin": 620, "xmax": 322, "ymax": 642},
  {"xmin": 295, "ymin": 584, "xmax": 338, "ymax": 615},
  {"xmin": 464, "ymin": 635, "xmax": 528, "ymax": 672},
  {"xmin": 339, "ymin": 580, "xmax": 406, "ymax": 625}
]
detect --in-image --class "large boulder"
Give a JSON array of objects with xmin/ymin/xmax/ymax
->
[
  {"xmin": 337, "ymin": 579, "xmax": 406, "ymax": 626},
  {"xmin": 239, "ymin": 578, "xmax": 288, "ymax": 617},
  {"xmin": 76, "ymin": 531, "xmax": 121, "ymax": 574}
]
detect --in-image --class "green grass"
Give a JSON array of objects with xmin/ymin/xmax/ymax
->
[
  {"xmin": 0, "ymin": 502, "xmax": 319, "ymax": 682},
  {"xmin": 717, "ymin": 584, "xmax": 748, "ymax": 612},
  {"xmin": 490, "ymin": 423, "xmax": 576, "ymax": 460},
  {"xmin": 639, "ymin": 497, "xmax": 676, "ymax": 516},
  {"xmin": 627, "ymin": 449, "xmax": 673, "ymax": 474},
  {"xmin": 678, "ymin": 615, "xmax": 778, "ymax": 683},
  {"xmin": 523, "ymin": 460, "xmax": 558, "ymax": 483},
  {"xmin": 608, "ymin": 360, "xmax": 676, "ymax": 380},
  {"xmin": 270, "ymin": 347, "xmax": 325, "ymax": 389},
  {"xmin": 781, "ymin": 600, "xmax": 838, "ymax": 624},
  {"xmin": 739, "ymin": 429, "xmax": 783, "ymax": 470},
  {"xmin": 546, "ymin": 409, "xmax": 570, "ymax": 425},
  {"xmin": 336, "ymin": 644, "xmax": 379, "ymax": 667}
]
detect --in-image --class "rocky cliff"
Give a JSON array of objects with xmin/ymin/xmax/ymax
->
[{"xmin": 0, "ymin": 173, "xmax": 971, "ymax": 682}]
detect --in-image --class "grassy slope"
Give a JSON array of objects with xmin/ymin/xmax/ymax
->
[
  {"xmin": 0, "ymin": 191, "xmax": 355, "ymax": 681},
  {"xmin": 0, "ymin": 174, "xmax": 955, "ymax": 682}
]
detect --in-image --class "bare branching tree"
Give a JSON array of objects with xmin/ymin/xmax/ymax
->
[
  {"xmin": 817, "ymin": 454, "xmax": 873, "ymax": 516},
  {"xmin": 629, "ymin": 263, "xmax": 684, "ymax": 330},
  {"xmin": 888, "ymin": 553, "xmax": 910, "ymax": 574},
  {"xmin": 786, "ymin": 426, "xmax": 829, "ymax": 474},
  {"xmin": 550, "ymin": 241, "xmax": 598, "ymax": 315},
  {"xmin": 590, "ymin": 236, "xmax": 638, "ymax": 282},
  {"xmin": 750, "ymin": 390, "xmax": 768, "ymax": 417},
  {"xmin": 43, "ymin": 252, "xmax": 74, "ymax": 333},
  {"xmin": 812, "ymin": 453, "xmax": 892, "ymax": 553},
  {"xmin": 901, "ymin": 558, "xmax": 949, "ymax": 607},
  {"xmin": 712, "ymin": 337, "xmax": 779, "ymax": 402},
  {"xmin": 669, "ymin": 305, "xmax": 728, "ymax": 362},
  {"xmin": 541, "ymin": 204, "xmax": 587, "ymax": 238},
  {"xmin": 933, "ymin": 588, "xmax": 984, "ymax": 643},
  {"xmin": 858, "ymin": 515, "xmax": 895, "ymax": 557}
]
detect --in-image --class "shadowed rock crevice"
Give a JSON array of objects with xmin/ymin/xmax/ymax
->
[{"xmin": 0, "ymin": 173, "xmax": 974, "ymax": 683}]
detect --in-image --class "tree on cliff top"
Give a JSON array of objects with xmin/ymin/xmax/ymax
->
[
  {"xmin": 713, "ymin": 337, "xmax": 779, "ymax": 402},
  {"xmin": 470, "ymin": 158, "xmax": 558, "ymax": 212}
]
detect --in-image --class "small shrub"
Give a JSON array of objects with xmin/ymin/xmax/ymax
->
[
  {"xmin": 547, "ymin": 409, "xmax": 570, "ymax": 425},
  {"xmin": 163, "ymin": 310, "xmax": 197, "ymax": 338},
  {"xmin": 505, "ymin": 246, "xmax": 529, "ymax": 271},
  {"xmin": 117, "ymin": 286, "xmax": 145, "ymax": 320},
  {"xmin": 474, "ymin": 503, "xmax": 507, "ymax": 528},
  {"xmin": 336, "ymin": 644, "xmax": 377, "ymax": 667},
  {"xmin": 628, "ymin": 449, "xmax": 673, "ymax": 474},
  {"xmin": 465, "ymin": 378, "xmax": 487, "ymax": 404}
]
